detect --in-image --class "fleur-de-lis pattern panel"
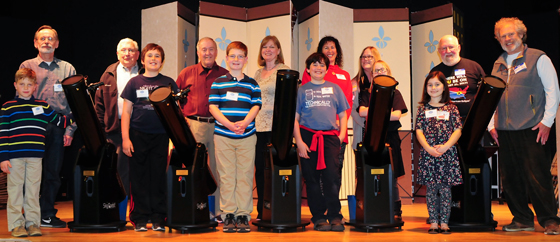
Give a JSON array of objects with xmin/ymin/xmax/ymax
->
[
  {"xmin": 305, "ymin": 27, "xmax": 313, "ymax": 51},
  {"xmin": 216, "ymin": 27, "xmax": 232, "ymax": 51},
  {"xmin": 424, "ymin": 30, "xmax": 439, "ymax": 53},
  {"xmin": 372, "ymin": 26, "xmax": 391, "ymax": 49}
]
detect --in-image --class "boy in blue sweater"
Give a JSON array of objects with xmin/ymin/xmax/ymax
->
[{"xmin": 0, "ymin": 68, "xmax": 71, "ymax": 237}]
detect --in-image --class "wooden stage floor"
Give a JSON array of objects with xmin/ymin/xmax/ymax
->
[{"xmin": 0, "ymin": 200, "xmax": 558, "ymax": 241}]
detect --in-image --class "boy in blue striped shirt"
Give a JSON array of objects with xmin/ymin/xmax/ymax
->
[
  {"xmin": 209, "ymin": 41, "xmax": 261, "ymax": 233},
  {"xmin": 1, "ymin": 69, "xmax": 71, "ymax": 237}
]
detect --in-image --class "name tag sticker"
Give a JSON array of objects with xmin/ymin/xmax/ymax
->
[
  {"xmin": 426, "ymin": 109, "xmax": 437, "ymax": 118},
  {"xmin": 321, "ymin": 87, "xmax": 334, "ymax": 95},
  {"xmin": 514, "ymin": 62, "xmax": 527, "ymax": 74},
  {"xmin": 454, "ymin": 69, "xmax": 466, "ymax": 76},
  {"xmin": 335, "ymin": 74, "xmax": 346, "ymax": 80},
  {"xmin": 54, "ymin": 84, "xmax": 63, "ymax": 92},
  {"xmin": 437, "ymin": 111, "xmax": 450, "ymax": 120},
  {"xmin": 32, "ymin": 106, "xmax": 44, "ymax": 115},
  {"xmin": 225, "ymin": 91, "xmax": 239, "ymax": 101},
  {"xmin": 136, "ymin": 89, "xmax": 149, "ymax": 98}
]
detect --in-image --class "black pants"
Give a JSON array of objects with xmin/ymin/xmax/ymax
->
[
  {"xmin": 128, "ymin": 129, "xmax": 168, "ymax": 225},
  {"xmin": 254, "ymin": 132, "xmax": 271, "ymax": 219},
  {"xmin": 498, "ymin": 128, "xmax": 560, "ymax": 227},
  {"xmin": 40, "ymin": 123, "xmax": 65, "ymax": 218},
  {"xmin": 300, "ymin": 128, "xmax": 342, "ymax": 223}
]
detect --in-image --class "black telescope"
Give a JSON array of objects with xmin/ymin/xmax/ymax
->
[
  {"xmin": 62, "ymin": 75, "xmax": 126, "ymax": 232},
  {"xmin": 253, "ymin": 69, "xmax": 309, "ymax": 231},
  {"xmin": 149, "ymin": 86, "xmax": 217, "ymax": 233},
  {"xmin": 449, "ymin": 76, "xmax": 505, "ymax": 231},
  {"xmin": 348, "ymin": 75, "xmax": 404, "ymax": 231}
]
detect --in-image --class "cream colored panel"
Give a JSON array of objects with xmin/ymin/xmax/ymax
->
[
  {"xmin": 246, "ymin": 15, "xmax": 293, "ymax": 78},
  {"xmin": 142, "ymin": 2, "xmax": 180, "ymax": 78},
  {"xmin": 298, "ymin": 15, "xmax": 319, "ymax": 74},
  {"xmin": 411, "ymin": 17, "xmax": 453, "ymax": 125},
  {"xmin": 354, "ymin": 21, "xmax": 412, "ymax": 130},
  {"xmin": 177, "ymin": 18, "xmax": 196, "ymax": 77},
  {"xmin": 318, "ymin": 0, "xmax": 354, "ymax": 78},
  {"xmin": 199, "ymin": 16, "xmax": 248, "ymax": 73}
]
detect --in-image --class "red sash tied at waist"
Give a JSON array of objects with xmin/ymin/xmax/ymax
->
[{"xmin": 300, "ymin": 125, "xmax": 339, "ymax": 170}]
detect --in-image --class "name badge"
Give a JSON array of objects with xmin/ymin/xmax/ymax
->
[
  {"xmin": 226, "ymin": 91, "xmax": 239, "ymax": 101},
  {"xmin": 454, "ymin": 69, "xmax": 466, "ymax": 76},
  {"xmin": 425, "ymin": 109, "xmax": 437, "ymax": 118},
  {"xmin": 136, "ymin": 89, "xmax": 149, "ymax": 98},
  {"xmin": 514, "ymin": 62, "xmax": 527, "ymax": 74},
  {"xmin": 437, "ymin": 111, "xmax": 450, "ymax": 120},
  {"xmin": 321, "ymin": 87, "xmax": 333, "ymax": 95},
  {"xmin": 335, "ymin": 74, "xmax": 346, "ymax": 80},
  {"xmin": 54, "ymin": 84, "xmax": 63, "ymax": 92},
  {"xmin": 32, "ymin": 106, "xmax": 44, "ymax": 115}
]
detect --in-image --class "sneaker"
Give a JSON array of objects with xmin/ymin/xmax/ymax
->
[
  {"xmin": 11, "ymin": 225, "xmax": 27, "ymax": 237},
  {"xmin": 152, "ymin": 223, "xmax": 165, "ymax": 231},
  {"xmin": 41, "ymin": 216, "xmax": 67, "ymax": 228},
  {"xmin": 330, "ymin": 218, "xmax": 345, "ymax": 231},
  {"xmin": 313, "ymin": 219, "xmax": 331, "ymax": 231},
  {"xmin": 134, "ymin": 223, "xmax": 148, "ymax": 232},
  {"xmin": 215, "ymin": 214, "xmax": 223, "ymax": 223},
  {"xmin": 236, "ymin": 215, "xmax": 250, "ymax": 232},
  {"xmin": 223, "ymin": 214, "xmax": 236, "ymax": 233},
  {"xmin": 502, "ymin": 221, "xmax": 534, "ymax": 232},
  {"xmin": 27, "ymin": 224, "xmax": 42, "ymax": 236},
  {"xmin": 544, "ymin": 221, "xmax": 560, "ymax": 235}
]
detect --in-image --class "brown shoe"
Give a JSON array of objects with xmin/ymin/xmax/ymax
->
[
  {"xmin": 544, "ymin": 221, "xmax": 560, "ymax": 235},
  {"xmin": 11, "ymin": 225, "xmax": 28, "ymax": 237},
  {"xmin": 28, "ymin": 224, "xmax": 42, "ymax": 236}
]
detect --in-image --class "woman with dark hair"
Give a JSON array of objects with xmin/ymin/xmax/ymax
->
[
  {"xmin": 301, "ymin": 36, "xmax": 352, "ymax": 186},
  {"xmin": 253, "ymin": 35, "xmax": 289, "ymax": 221}
]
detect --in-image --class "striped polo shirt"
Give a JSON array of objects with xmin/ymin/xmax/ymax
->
[{"xmin": 209, "ymin": 73, "xmax": 261, "ymax": 139}]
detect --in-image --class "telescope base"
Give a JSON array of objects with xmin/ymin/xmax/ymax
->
[
  {"xmin": 67, "ymin": 220, "xmax": 127, "ymax": 232},
  {"xmin": 448, "ymin": 220, "xmax": 498, "ymax": 231},
  {"xmin": 345, "ymin": 219, "xmax": 404, "ymax": 232},
  {"xmin": 252, "ymin": 221, "xmax": 310, "ymax": 232},
  {"xmin": 167, "ymin": 221, "xmax": 219, "ymax": 234}
]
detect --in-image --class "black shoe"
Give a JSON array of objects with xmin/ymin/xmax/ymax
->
[
  {"xmin": 330, "ymin": 218, "xmax": 345, "ymax": 231},
  {"xmin": 313, "ymin": 219, "xmax": 331, "ymax": 231},
  {"xmin": 152, "ymin": 223, "xmax": 165, "ymax": 231},
  {"xmin": 236, "ymin": 215, "xmax": 250, "ymax": 232},
  {"xmin": 134, "ymin": 223, "xmax": 148, "ymax": 232},
  {"xmin": 41, "ymin": 217, "xmax": 66, "ymax": 228},
  {"xmin": 223, "ymin": 214, "xmax": 236, "ymax": 232},
  {"xmin": 428, "ymin": 228, "xmax": 439, "ymax": 234}
]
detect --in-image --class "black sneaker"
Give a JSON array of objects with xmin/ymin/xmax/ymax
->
[
  {"xmin": 134, "ymin": 223, "xmax": 148, "ymax": 232},
  {"xmin": 330, "ymin": 218, "xmax": 345, "ymax": 231},
  {"xmin": 152, "ymin": 223, "xmax": 165, "ymax": 231},
  {"xmin": 236, "ymin": 215, "xmax": 250, "ymax": 232},
  {"xmin": 313, "ymin": 219, "xmax": 331, "ymax": 231},
  {"xmin": 41, "ymin": 217, "xmax": 66, "ymax": 228},
  {"xmin": 223, "ymin": 214, "xmax": 236, "ymax": 233}
]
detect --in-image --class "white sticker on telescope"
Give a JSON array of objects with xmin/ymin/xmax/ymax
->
[
  {"xmin": 54, "ymin": 84, "xmax": 63, "ymax": 92},
  {"xmin": 321, "ymin": 87, "xmax": 333, "ymax": 95},
  {"xmin": 136, "ymin": 89, "xmax": 149, "ymax": 98},
  {"xmin": 32, "ymin": 106, "xmax": 44, "ymax": 115},
  {"xmin": 425, "ymin": 109, "xmax": 437, "ymax": 118}
]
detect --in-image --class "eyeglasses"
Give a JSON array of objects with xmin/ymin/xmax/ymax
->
[
  {"xmin": 228, "ymin": 54, "xmax": 246, "ymax": 60},
  {"xmin": 361, "ymin": 55, "xmax": 375, "ymax": 60},
  {"xmin": 374, "ymin": 68, "xmax": 387, "ymax": 74},
  {"xmin": 37, "ymin": 36, "xmax": 55, "ymax": 42},
  {"xmin": 438, "ymin": 45, "xmax": 457, "ymax": 52},
  {"xmin": 120, "ymin": 48, "xmax": 137, "ymax": 54}
]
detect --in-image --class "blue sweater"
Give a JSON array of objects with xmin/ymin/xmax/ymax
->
[{"xmin": 0, "ymin": 97, "xmax": 71, "ymax": 161}]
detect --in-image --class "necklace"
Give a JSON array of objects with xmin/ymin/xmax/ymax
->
[{"xmin": 265, "ymin": 63, "xmax": 277, "ymax": 71}]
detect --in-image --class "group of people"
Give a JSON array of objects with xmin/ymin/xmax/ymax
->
[{"xmin": 1, "ymin": 15, "xmax": 559, "ymax": 237}]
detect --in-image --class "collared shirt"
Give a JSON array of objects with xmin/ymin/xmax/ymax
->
[
  {"xmin": 176, "ymin": 62, "xmax": 229, "ymax": 117},
  {"xmin": 19, "ymin": 55, "xmax": 77, "ymax": 136},
  {"xmin": 116, "ymin": 63, "xmax": 139, "ymax": 118}
]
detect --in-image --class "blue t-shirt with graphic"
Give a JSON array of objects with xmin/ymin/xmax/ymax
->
[{"xmin": 296, "ymin": 81, "xmax": 349, "ymax": 131}]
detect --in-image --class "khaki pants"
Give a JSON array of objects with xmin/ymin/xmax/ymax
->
[
  {"xmin": 214, "ymin": 134, "xmax": 256, "ymax": 219},
  {"xmin": 7, "ymin": 157, "xmax": 42, "ymax": 230},
  {"xmin": 189, "ymin": 120, "xmax": 220, "ymax": 215}
]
